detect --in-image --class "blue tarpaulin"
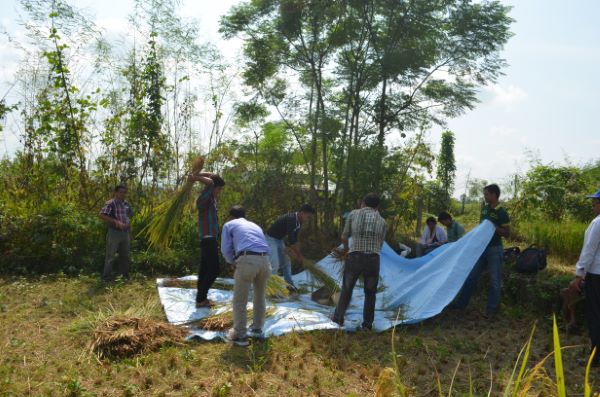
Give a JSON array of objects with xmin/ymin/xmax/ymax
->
[{"xmin": 157, "ymin": 220, "xmax": 495, "ymax": 339}]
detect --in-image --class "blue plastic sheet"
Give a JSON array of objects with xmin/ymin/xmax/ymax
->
[{"xmin": 157, "ymin": 220, "xmax": 495, "ymax": 339}]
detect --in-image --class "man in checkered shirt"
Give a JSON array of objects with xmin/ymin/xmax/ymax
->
[
  {"xmin": 333, "ymin": 193, "xmax": 387, "ymax": 330},
  {"xmin": 99, "ymin": 184, "xmax": 133, "ymax": 282}
]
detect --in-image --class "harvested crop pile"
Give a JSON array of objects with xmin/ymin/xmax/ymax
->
[{"xmin": 91, "ymin": 316, "xmax": 187, "ymax": 359}]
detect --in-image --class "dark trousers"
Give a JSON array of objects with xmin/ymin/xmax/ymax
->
[
  {"xmin": 333, "ymin": 252, "xmax": 380, "ymax": 327},
  {"xmin": 585, "ymin": 273, "xmax": 600, "ymax": 364},
  {"xmin": 102, "ymin": 229, "xmax": 130, "ymax": 281},
  {"xmin": 196, "ymin": 237, "xmax": 219, "ymax": 303}
]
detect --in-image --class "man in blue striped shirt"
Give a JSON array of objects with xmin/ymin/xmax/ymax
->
[{"xmin": 221, "ymin": 205, "xmax": 271, "ymax": 346}]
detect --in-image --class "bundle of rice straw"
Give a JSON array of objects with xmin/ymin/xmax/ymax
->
[
  {"xmin": 90, "ymin": 316, "xmax": 187, "ymax": 359},
  {"xmin": 186, "ymin": 308, "xmax": 276, "ymax": 331},
  {"xmin": 266, "ymin": 275, "xmax": 289, "ymax": 298},
  {"xmin": 140, "ymin": 157, "xmax": 205, "ymax": 251},
  {"xmin": 301, "ymin": 258, "xmax": 339, "ymax": 293}
]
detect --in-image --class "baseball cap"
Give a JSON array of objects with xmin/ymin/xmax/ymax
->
[{"xmin": 586, "ymin": 189, "xmax": 600, "ymax": 199}]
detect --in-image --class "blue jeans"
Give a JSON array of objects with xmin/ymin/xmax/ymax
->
[
  {"xmin": 456, "ymin": 244, "xmax": 504, "ymax": 312},
  {"xmin": 266, "ymin": 236, "xmax": 294, "ymax": 286}
]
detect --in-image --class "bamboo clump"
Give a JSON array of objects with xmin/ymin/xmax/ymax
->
[{"xmin": 140, "ymin": 157, "xmax": 205, "ymax": 251}]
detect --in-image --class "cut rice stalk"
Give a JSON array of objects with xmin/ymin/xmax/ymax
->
[
  {"xmin": 186, "ymin": 308, "xmax": 277, "ymax": 331},
  {"xmin": 301, "ymin": 258, "xmax": 339, "ymax": 294},
  {"xmin": 266, "ymin": 275, "xmax": 289, "ymax": 298},
  {"xmin": 139, "ymin": 157, "xmax": 204, "ymax": 251}
]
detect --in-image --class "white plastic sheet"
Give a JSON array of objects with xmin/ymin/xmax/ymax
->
[{"xmin": 157, "ymin": 221, "xmax": 495, "ymax": 340}]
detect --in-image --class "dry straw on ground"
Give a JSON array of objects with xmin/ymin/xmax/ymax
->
[{"xmin": 90, "ymin": 316, "xmax": 187, "ymax": 359}]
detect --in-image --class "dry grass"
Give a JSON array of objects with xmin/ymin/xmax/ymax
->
[{"xmin": 0, "ymin": 261, "xmax": 597, "ymax": 396}]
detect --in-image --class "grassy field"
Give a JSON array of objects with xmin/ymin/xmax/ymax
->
[{"xmin": 0, "ymin": 258, "xmax": 597, "ymax": 396}]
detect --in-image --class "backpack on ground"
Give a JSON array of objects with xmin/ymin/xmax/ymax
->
[{"xmin": 515, "ymin": 245, "xmax": 547, "ymax": 274}]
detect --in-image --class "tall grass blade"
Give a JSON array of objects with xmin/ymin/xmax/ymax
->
[
  {"xmin": 552, "ymin": 314, "xmax": 566, "ymax": 397},
  {"xmin": 509, "ymin": 322, "xmax": 536, "ymax": 397},
  {"xmin": 584, "ymin": 347, "xmax": 596, "ymax": 397},
  {"xmin": 447, "ymin": 359, "xmax": 461, "ymax": 397}
]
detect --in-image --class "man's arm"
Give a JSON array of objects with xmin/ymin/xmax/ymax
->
[
  {"xmin": 496, "ymin": 225, "xmax": 510, "ymax": 238},
  {"xmin": 188, "ymin": 172, "xmax": 215, "ymax": 186},
  {"xmin": 99, "ymin": 213, "xmax": 125, "ymax": 229},
  {"xmin": 220, "ymin": 223, "xmax": 236, "ymax": 265},
  {"xmin": 341, "ymin": 213, "xmax": 352, "ymax": 251}
]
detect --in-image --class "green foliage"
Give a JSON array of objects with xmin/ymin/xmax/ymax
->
[
  {"xmin": 514, "ymin": 220, "xmax": 586, "ymax": 261},
  {"xmin": 436, "ymin": 131, "xmax": 456, "ymax": 209}
]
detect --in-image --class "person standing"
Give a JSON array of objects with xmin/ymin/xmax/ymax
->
[
  {"xmin": 438, "ymin": 211, "xmax": 465, "ymax": 242},
  {"xmin": 189, "ymin": 173, "xmax": 225, "ymax": 308},
  {"xmin": 265, "ymin": 204, "xmax": 316, "ymax": 289},
  {"xmin": 221, "ymin": 205, "xmax": 271, "ymax": 346},
  {"xmin": 332, "ymin": 193, "xmax": 387, "ymax": 330},
  {"xmin": 456, "ymin": 184, "xmax": 510, "ymax": 317},
  {"xmin": 416, "ymin": 217, "xmax": 447, "ymax": 256},
  {"xmin": 568, "ymin": 189, "xmax": 600, "ymax": 367},
  {"xmin": 99, "ymin": 184, "xmax": 133, "ymax": 282}
]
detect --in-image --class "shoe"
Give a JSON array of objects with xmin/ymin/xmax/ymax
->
[
  {"xmin": 332, "ymin": 317, "xmax": 344, "ymax": 327},
  {"xmin": 195, "ymin": 299, "xmax": 215, "ymax": 308},
  {"xmin": 248, "ymin": 328, "xmax": 264, "ymax": 339},
  {"xmin": 224, "ymin": 329, "xmax": 249, "ymax": 347},
  {"xmin": 483, "ymin": 310, "xmax": 497, "ymax": 320},
  {"xmin": 286, "ymin": 284, "xmax": 298, "ymax": 293},
  {"xmin": 361, "ymin": 323, "xmax": 373, "ymax": 331}
]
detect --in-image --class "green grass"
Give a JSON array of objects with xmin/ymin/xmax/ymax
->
[
  {"xmin": 513, "ymin": 220, "xmax": 587, "ymax": 262},
  {"xmin": 0, "ymin": 265, "xmax": 597, "ymax": 396}
]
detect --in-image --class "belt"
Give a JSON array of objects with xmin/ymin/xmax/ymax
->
[
  {"xmin": 348, "ymin": 251, "xmax": 379, "ymax": 257},
  {"xmin": 234, "ymin": 251, "xmax": 268, "ymax": 260}
]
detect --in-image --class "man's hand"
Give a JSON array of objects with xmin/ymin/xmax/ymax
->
[
  {"xmin": 569, "ymin": 277, "xmax": 584, "ymax": 293},
  {"xmin": 114, "ymin": 220, "xmax": 127, "ymax": 230}
]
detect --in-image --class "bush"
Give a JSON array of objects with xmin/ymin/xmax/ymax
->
[{"xmin": 514, "ymin": 220, "xmax": 586, "ymax": 261}]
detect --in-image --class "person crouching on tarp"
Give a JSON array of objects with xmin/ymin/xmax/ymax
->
[{"xmin": 332, "ymin": 193, "xmax": 387, "ymax": 330}]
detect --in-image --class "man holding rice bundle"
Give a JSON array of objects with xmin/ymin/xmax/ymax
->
[
  {"xmin": 333, "ymin": 193, "xmax": 387, "ymax": 330},
  {"xmin": 265, "ymin": 204, "xmax": 316, "ymax": 290},
  {"xmin": 220, "ymin": 205, "xmax": 271, "ymax": 346},
  {"xmin": 188, "ymin": 173, "xmax": 225, "ymax": 308}
]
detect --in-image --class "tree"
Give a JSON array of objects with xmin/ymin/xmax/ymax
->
[
  {"xmin": 221, "ymin": 0, "xmax": 513, "ymax": 227},
  {"xmin": 436, "ymin": 130, "xmax": 456, "ymax": 209}
]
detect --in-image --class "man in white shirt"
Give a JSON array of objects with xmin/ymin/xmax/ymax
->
[
  {"xmin": 569, "ymin": 189, "xmax": 600, "ymax": 367},
  {"xmin": 416, "ymin": 216, "xmax": 448, "ymax": 256}
]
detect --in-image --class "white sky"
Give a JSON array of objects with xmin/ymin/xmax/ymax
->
[{"xmin": 1, "ymin": 0, "xmax": 599, "ymax": 197}]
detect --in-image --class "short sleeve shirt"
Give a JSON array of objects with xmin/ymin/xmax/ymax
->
[
  {"xmin": 480, "ymin": 204, "xmax": 510, "ymax": 247},
  {"xmin": 265, "ymin": 213, "xmax": 301, "ymax": 245},
  {"xmin": 196, "ymin": 185, "xmax": 219, "ymax": 237}
]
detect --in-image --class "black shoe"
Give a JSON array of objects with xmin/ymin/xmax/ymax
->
[
  {"xmin": 332, "ymin": 317, "xmax": 344, "ymax": 327},
  {"xmin": 361, "ymin": 323, "xmax": 373, "ymax": 331},
  {"xmin": 248, "ymin": 328, "xmax": 264, "ymax": 339}
]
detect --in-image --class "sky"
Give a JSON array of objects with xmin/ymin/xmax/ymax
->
[{"xmin": 1, "ymin": 0, "xmax": 599, "ymax": 197}]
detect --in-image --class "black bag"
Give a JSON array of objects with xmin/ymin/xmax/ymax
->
[
  {"xmin": 515, "ymin": 245, "xmax": 547, "ymax": 274},
  {"xmin": 503, "ymin": 246, "xmax": 521, "ymax": 262}
]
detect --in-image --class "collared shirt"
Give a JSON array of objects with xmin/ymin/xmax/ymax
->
[
  {"xmin": 266, "ymin": 212, "xmax": 301, "ymax": 245},
  {"xmin": 220, "ymin": 218, "xmax": 270, "ymax": 264},
  {"xmin": 99, "ymin": 198, "xmax": 132, "ymax": 229},
  {"xmin": 576, "ymin": 214, "xmax": 600, "ymax": 277},
  {"xmin": 447, "ymin": 221, "xmax": 465, "ymax": 242},
  {"xmin": 480, "ymin": 204, "xmax": 510, "ymax": 247},
  {"xmin": 421, "ymin": 225, "xmax": 447, "ymax": 245},
  {"xmin": 342, "ymin": 207, "xmax": 387, "ymax": 254},
  {"xmin": 197, "ymin": 185, "xmax": 219, "ymax": 238}
]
